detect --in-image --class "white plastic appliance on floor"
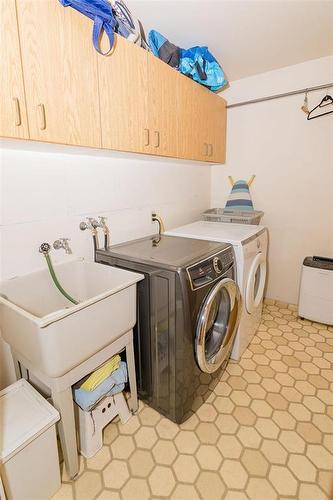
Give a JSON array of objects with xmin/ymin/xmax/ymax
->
[
  {"xmin": 0, "ymin": 379, "xmax": 61, "ymax": 500},
  {"xmin": 77, "ymin": 391, "xmax": 131, "ymax": 458},
  {"xmin": 298, "ymin": 256, "xmax": 333, "ymax": 325}
]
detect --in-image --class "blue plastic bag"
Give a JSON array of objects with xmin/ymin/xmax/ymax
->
[
  {"xmin": 148, "ymin": 30, "xmax": 180, "ymax": 68},
  {"xmin": 59, "ymin": 0, "xmax": 117, "ymax": 55},
  {"xmin": 180, "ymin": 46, "xmax": 227, "ymax": 92},
  {"xmin": 149, "ymin": 30, "xmax": 227, "ymax": 91}
]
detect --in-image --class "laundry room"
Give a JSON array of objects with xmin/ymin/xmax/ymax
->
[{"xmin": 0, "ymin": 1, "xmax": 332, "ymax": 499}]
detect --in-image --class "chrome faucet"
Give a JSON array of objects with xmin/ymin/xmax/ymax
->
[
  {"xmin": 98, "ymin": 216, "xmax": 110, "ymax": 249},
  {"xmin": 79, "ymin": 216, "xmax": 110, "ymax": 250},
  {"xmin": 98, "ymin": 216, "xmax": 109, "ymax": 233},
  {"xmin": 79, "ymin": 217, "xmax": 101, "ymax": 234},
  {"xmin": 53, "ymin": 238, "xmax": 72, "ymax": 254},
  {"xmin": 152, "ymin": 212, "xmax": 165, "ymax": 236}
]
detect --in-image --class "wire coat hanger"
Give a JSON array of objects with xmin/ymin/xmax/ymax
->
[{"xmin": 307, "ymin": 93, "xmax": 333, "ymax": 120}]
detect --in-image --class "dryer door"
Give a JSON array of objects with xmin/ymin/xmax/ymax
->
[
  {"xmin": 196, "ymin": 278, "xmax": 241, "ymax": 373},
  {"xmin": 246, "ymin": 252, "xmax": 267, "ymax": 314}
]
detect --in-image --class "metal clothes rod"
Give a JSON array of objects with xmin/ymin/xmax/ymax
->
[{"xmin": 226, "ymin": 82, "xmax": 333, "ymax": 109}]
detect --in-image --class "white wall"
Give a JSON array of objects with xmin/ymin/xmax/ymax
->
[
  {"xmin": 212, "ymin": 55, "xmax": 333, "ymax": 304},
  {"xmin": 0, "ymin": 142, "xmax": 211, "ymax": 388}
]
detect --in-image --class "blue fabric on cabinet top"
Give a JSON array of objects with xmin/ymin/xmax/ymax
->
[
  {"xmin": 59, "ymin": 0, "xmax": 117, "ymax": 55},
  {"xmin": 179, "ymin": 46, "xmax": 227, "ymax": 92},
  {"xmin": 148, "ymin": 30, "xmax": 180, "ymax": 68},
  {"xmin": 148, "ymin": 29, "xmax": 227, "ymax": 91},
  {"xmin": 148, "ymin": 30, "xmax": 168, "ymax": 56}
]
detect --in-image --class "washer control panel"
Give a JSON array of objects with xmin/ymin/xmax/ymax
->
[
  {"xmin": 213, "ymin": 256, "xmax": 223, "ymax": 274},
  {"xmin": 187, "ymin": 246, "xmax": 234, "ymax": 290}
]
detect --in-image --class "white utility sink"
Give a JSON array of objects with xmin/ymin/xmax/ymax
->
[{"xmin": 0, "ymin": 259, "xmax": 143, "ymax": 378}]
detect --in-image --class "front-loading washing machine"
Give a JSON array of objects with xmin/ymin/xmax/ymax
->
[
  {"xmin": 166, "ymin": 222, "xmax": 268, "ymax": 360},
  {"xmin": 96, "ymin": 235, "xmax": 241, "ymax": 423}
]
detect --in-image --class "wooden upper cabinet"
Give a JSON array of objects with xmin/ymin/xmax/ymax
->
[
  {"xmin": 176, "ymin": 74, "xmax": 226, "ymax": 163},
  {"xmin": 197, "ymin": 86, "xmax": 227, "ymax": 163},
  {"xmin": 211, "ymin": 96, "xmax": 227, "ymax": 163},
  {"xmin": 177, "ymin": 75, "xmax": 210, "ymax": 161},
  {"xmin": 98, "ymin": 35, "xmax": 149, "ymax": 154},
  {"xmin": 176, "ymin": 72, "xmax": 197, "ymax": 160},
  {"xmin": 0, "ymin": 0, "xmax": 29, "ymax": 139},
  {"xmin": 146, "ymin": 53, "xmax": 178, "ymax": 158},
  {"xmin": 15, "ymin": 0, "xmax": 101, "ymax": 147},
  {"xmin": 1, "ymin": 3, "xmax": 226, "ymax": 162}
]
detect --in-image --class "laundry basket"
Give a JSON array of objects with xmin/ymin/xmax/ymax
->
[
  {"xmin": 0, "ymin": 379, "xmax": 61, "ymax": 500},
  {"xmin": 202, "ymin": 208, "xmax": 264, "ymax": 225}
]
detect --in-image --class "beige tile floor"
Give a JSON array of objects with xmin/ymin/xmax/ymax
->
[{"xmin": 53, "ymin": 299, "xmax": 333, "ymax": 500}]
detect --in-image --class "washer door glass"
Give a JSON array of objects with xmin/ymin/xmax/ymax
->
[
  {"xmin": 196, "ymin": 278, "xmax": 241, "ymax": 374},
  {"xmin": 246, "ymin": 252, "xmax": 267, "ymax": 314}
]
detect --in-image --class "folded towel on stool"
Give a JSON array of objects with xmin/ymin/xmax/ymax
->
[
  {"xmin": 74, "ymin": 362, "xmax": 128, "ymax": 411},
  {"xmin": 80, "ymin": 355, "xmax": 121, "ymax": 391}
]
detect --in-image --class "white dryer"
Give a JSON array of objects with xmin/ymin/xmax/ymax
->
[{"xmin": 166, "ymin": 222, "xmax": 268, "ymax": 360}]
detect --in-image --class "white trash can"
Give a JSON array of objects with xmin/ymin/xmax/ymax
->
[
  {"xmin": 298, "ymin": 256, "xmax": 333, "ymax": 325},
  {"xmin": 0, "ymin": 379, "xmax": 61, "ymax": 500}
]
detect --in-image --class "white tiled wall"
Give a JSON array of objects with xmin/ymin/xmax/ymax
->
[
  {"xmin": 0, "ymin": 141, "xmax": 211, "ymax": 279},
  {"xmin": 0, "ymin": 140, "xmax": 211, "ymax": 387}
]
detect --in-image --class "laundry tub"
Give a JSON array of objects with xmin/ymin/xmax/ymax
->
[{"xmin": 0, "ymin": 379, "xmax": 61, "ymax": 500}]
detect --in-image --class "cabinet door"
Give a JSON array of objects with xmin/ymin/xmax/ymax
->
[
  {"xmin": 199, "ymin": 88, "xmax": 227, "ymax": 163},
  {"xmin": 176, "ymin": 74, "xmax": 205, "ymax": 161},
  {"xmin": 98, "ymin": 35, "xmax": 149, "ymax": 153},
  {"xmin": 210, "ymin": 96, "xmax": 227, "ymax": 163},
  {"xmin": 147, "ymin": 54, "xmax": 178, "ymax": 158},
  {"xmin": 177, "ymin": 80, "xmax": 216, "ymax": 162},
  {"xmin": 0, "ymin": 0, "xmax": 29, "ymax": 139},
  {"xmin": 16, "ymin": 0, "xmax": 101, "ymax": 147}
]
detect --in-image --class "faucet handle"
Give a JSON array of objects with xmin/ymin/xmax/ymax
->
[
  {"xmin": 98, "ymin": 216, "xmax": 109, "ymax": 233},
  {"xmin": 39, "ymin": 242, "xmax": 51, "ymax": 254},
  {"xmin": 87, "ymin": 217, "xmax": 100, "ymax": 229},
  {"xmin": 53, "ymin": 238, "xmax": 72, "ymax": 254}
]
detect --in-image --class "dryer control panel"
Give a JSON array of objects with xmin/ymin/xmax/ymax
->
[{"xmin": 187, "ymin": 246, "xmax": 234, "ymax": 290}]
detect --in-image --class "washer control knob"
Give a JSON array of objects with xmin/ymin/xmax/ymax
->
[{"xmin": 213, "ymin": 256, "xmax": 223, "ymax": 274}]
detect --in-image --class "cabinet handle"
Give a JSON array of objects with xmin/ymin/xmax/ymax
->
[
  {"xmin": 13, "ymin": 98, "xmax": 22, "ymax": 126},
  {"xmin": 154, "ymin": 131, "xmax": 160, "ymax": 148},
  {"xmin": 204, "ymin": 143, "xmax": 209, "ymax": 156},
  {"xmin": 144, "ymin": 128, "xmax": 150, "ymax": 146},
  {"xmin": 37, "ymin": 103, "xmax": 46, "ymax": 130}
]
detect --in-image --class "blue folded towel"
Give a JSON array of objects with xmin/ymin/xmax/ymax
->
[{"xmin": 74, "ymin": 362, "xmax": 128, "ymax": 411}]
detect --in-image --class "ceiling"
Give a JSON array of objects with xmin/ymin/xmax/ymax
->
[{"xmin": 126, "ymin": 0, "xmax": 333, "ymax": 81}]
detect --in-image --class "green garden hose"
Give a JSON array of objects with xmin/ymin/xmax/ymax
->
[{"xmin": 44, "ymin": 253, "xmax": 79, "ymax": 305}]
